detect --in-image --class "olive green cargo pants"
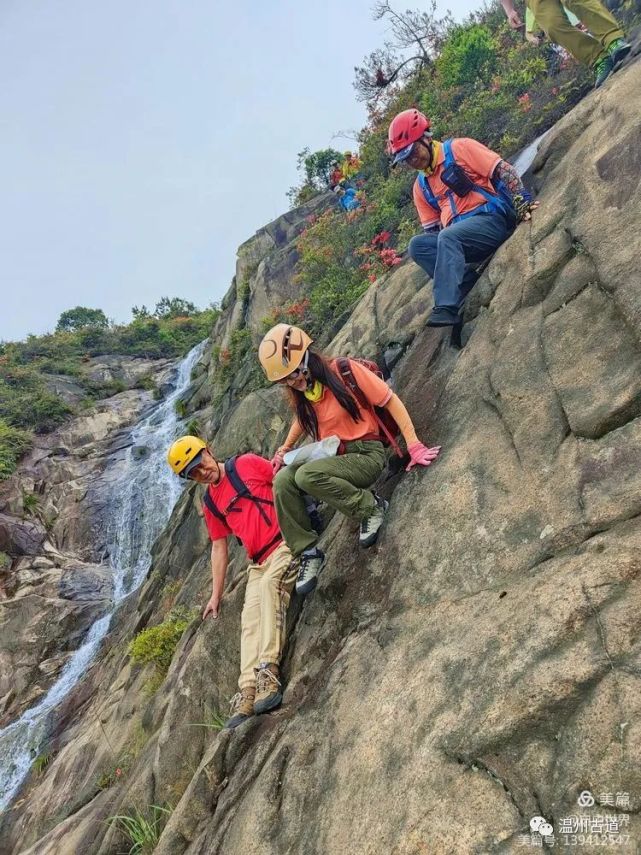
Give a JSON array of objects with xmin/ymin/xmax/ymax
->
[
  {"xmin": 527, "ymin": 0, "xmax": 624, "ymax": 66},
  {"xmin": 273, "ymin": 440, "xmax": 387, "ymax": 557}
]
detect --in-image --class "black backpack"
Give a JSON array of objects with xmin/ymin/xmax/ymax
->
[{"xmin": 202, "ymin": 455, "xmax": 282, "ymax": 564}]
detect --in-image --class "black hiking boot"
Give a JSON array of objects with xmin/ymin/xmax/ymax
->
[{"xmin": 427, "ymin": 307, "xmax": 461, "ymax": 327}]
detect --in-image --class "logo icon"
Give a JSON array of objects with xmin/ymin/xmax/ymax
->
[
  {"xmin": 578, "ymin": 790, "xmax": 595, "ymax": 808},
  {"xmin": 530, "ymin": 816, "xmax": 554, "ymax": 837}
]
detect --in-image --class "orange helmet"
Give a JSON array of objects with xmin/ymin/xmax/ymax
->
[{"xmin": 258, "ymin": 324, "xmax": 313, "ymax": 382}]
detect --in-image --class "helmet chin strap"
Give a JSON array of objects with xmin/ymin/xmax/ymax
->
[{"xmin": 299, "ymin": 350, "xmax": 313, "ymax": 388}]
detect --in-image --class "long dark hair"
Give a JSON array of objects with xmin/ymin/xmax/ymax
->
[{"xmin": 286, "ymin": 350, "xmax": 362, "ymax": 440}]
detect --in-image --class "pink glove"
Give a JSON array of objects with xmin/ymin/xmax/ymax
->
[{"xmin": 406, "ymin": 442, "xmax": 441, "ymax": 472}]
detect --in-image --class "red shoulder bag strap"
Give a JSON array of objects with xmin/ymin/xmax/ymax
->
[{"xmin": 335, "ymin": 357, "xmax": 402, "ymax": 456}]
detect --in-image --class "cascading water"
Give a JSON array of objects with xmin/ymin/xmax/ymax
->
[
  {"xmin": 512, "ymin": 129, "xmax": 550, "ymax": 177},
  {"xmin": 0, "ymin": 340, "xmax": 206, "ymax": 813}
]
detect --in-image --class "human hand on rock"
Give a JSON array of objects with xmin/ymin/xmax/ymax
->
[
  {"xmin": 406, "ymin": 442, "xmax": 441, "ymax": 472},
  {"xmin": 271, "ymin": 446, "xmax": 290, "ymax": 474},
  {"xmin": 514, "ymin": 192, "xmax": 539, "ymax": 222},
  {"xmin": 507, "ymin": 8, "xmax": 523, "ymax": 28},
  {"xmin": 203, "ymin": 594, "xmax": 221, "ymax": 620}
]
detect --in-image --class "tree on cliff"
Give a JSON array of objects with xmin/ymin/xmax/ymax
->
[
  {"xmin": 354, "ymin": 0, "xmax": 453, "ymax": 109},
  {"xmin": 56, "ymin": 306, "xmax": 110, "ymax": 333},
  {"xmin": 287, "ymin": 147, "xmax": 344, "ymax": 206},
  {"xmin": 152, "ymin": 297, "xmax": 198, "ymax": 319},
  {"xmin": 132, "ymin": 297, "xmax": 199, "ymax": 321}
]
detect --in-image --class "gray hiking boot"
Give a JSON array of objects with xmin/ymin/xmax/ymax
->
[
  {"xmin": 295, "ymin": 547, "xmax": 325, "ymax": 595},
  {"xmin": 359, "ymin": 494, "xmax": 389, "ymax": 548},
  {"xmin": 225, "ymin": 687, "xmax": 255, "ymax": 729},
  {"xmin": 253, "ymin": 663, "xmax": 282, "ymax": 715}
]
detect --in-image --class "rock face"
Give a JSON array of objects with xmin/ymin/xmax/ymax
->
[
  {"xmin": 2, "ymin": 56, "xmax": 641, "ymax": 854},
  {"xmin": 0, "ymin": 557, "xmax": 112, "ymax": 725}
]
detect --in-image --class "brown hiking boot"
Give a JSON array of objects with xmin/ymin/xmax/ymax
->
[
  {"xmin": 253, "ymin": 663, "xmax": 282, "ymax": 715},
  {"xmin": 225, "ymin": 687, "xmax": 255, "ymax": 730}
]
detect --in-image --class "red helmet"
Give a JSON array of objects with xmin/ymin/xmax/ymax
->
[{"xmin": 387, "ymin": 109, "xmax": 431, "ymax": 164}]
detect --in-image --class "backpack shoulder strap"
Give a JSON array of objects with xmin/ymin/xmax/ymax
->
[
  {"xmin": 336, "ymin": 357, "xmax": 401, "ymax": 454},
  {"xmin": 442, "ymin": 138, "xmax": 455, "ymax": 169},
  {"xmin": 224, "ymin": 454, "xmax": 273, "ymax": 526},
  {"xmin": 336, "ymin": 357, "xmax": 369, "ymax": 410},
  {"xmin": 224, "ymin": 455, "xmax": 250, "ymax": 499},
  {"xmin": 417, "ymin": 173, "xmax": 440, "ymax": 215},
  {"xmin": 202, "ymin": 487, "xmax": 226, "ymax": 525}
]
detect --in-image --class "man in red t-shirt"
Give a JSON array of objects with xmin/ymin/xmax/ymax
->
[
  {"xmin": 167, "ymin": 436, "xmax": 295, "ymax": 730},
  {"xmin": 388, "ymin": 109, "xmax": 537, "ymax": 332}
]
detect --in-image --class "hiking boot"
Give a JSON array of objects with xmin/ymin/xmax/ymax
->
[
  {"xmin": 295, "ymin": 547, "xmax": 325, "ymax": 595},
  {"xmin": 359, "ymin": 494, "xmax": 389, "ymax": 549},
  {"xmin": 593, "ymin": 53, "xmax": 614, "ymax": 87},
  {"xmin": 608, "ymin": 38, "xmax": 631, "ymax": 67},
  {"xmin": 253, "ymin": 663, "xmax": 282, "ymax": 715},
  {"xmin": 225, "ymin": 687, "xmax": 255, "ymax": 729},
  {"xmin": 426, "ymin": 307, "xmax": 461, "ymax": 327}
]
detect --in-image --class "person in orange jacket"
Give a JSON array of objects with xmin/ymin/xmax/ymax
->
[
  {"xmin": 389, "ymin": 108, "xmax": 537, "ymax": 329},
  {"xmin": 258, "ymin": 324, "xmax": 441, "ymax": 594}
]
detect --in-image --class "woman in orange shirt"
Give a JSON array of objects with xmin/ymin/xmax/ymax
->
[{"xmin": 258, "ymin": 324, "xmax": 440, "ymax": 594}]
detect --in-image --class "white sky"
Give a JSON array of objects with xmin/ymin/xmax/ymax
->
[{"xmin": 0, "ymin": 0, "xmax": 477, "ymax": 340}]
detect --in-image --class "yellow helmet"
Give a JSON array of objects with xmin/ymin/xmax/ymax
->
[
  {"xmin": 167, "ymin": 435, "xmax": 207, "ymax": 478},
  {"xmin": 258, "ymin": 324, "xmax": 313, "ymax": 382}
]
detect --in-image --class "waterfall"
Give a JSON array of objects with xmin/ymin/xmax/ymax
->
[
  {"xmin": 512, "ymin": 129, "xmax": 551, "ymax": 177},
  {"xmin": 0, "ymin": 340, "xmax": 206, "ymax": 813}
]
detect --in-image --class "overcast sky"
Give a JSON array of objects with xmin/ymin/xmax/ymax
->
[{"xmin": 0, "ymin": 0, "xmax": 476, "ymax": 341}]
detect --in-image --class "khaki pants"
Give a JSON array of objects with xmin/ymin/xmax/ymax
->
[
  {"xmin": 238, "ymin": 542, "xmax": 296, "ymax": 690},
  {"xmin": 527, "ymin": 0, "xmax": 624, "ymax": 65}
]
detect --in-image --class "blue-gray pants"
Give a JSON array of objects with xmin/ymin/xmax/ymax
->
[{"xmin": 408, "ymin": 212, "xmax": 515, "ymax": 313}]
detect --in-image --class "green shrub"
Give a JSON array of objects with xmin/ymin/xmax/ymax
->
[
  {"xmin": 0, "ymin": 365, "xmax": 72, "ymax": 434},
  {"xmin": 187, "ymin": 709, "xmax": 227, "ymax": 732},
  {"xmin": 0, "ymin": 302, "xmax": 216, "ymax": 448},
  {"xmin": 185, "ymin": 418, "xmax": 201, "ymax": 437},
  {"xmin": 22, "ymin": 491, "xmax": 40, "ymax": 516},
  {"xmin": 0, "ymin": 419, "xmax": 32, "ymax": 480},
  {"xmin": 109, "ymin": 804, "xmax": 171, "ymax": 854},
  {"xmin": 134, "ymin": 374, "xmax": 156, "ymax": 392},
  {"xmin": 128, "ymin": 609, "xmax": 191, "ymax": 673},
  {"xmin": 33, "ymin": 751, "xmax": 54, "ymax": 776},
  {"xmin": 436, "ymin": 24, "xmax": 497, "ymax": 88}
]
